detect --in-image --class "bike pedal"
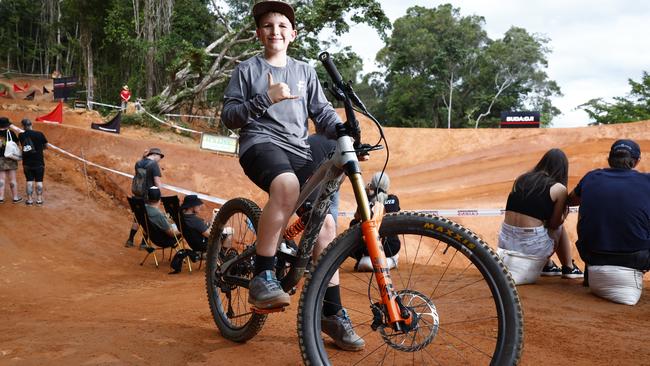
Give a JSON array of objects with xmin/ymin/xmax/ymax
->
[{"xmin": 251, "ymin": 306, "xmax": 286, "ymax": 314}]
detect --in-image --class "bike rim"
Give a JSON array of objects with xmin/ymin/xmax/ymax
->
[{"xmin": 302, "ymin": 215, "xmax": 520, "ymax": 365}]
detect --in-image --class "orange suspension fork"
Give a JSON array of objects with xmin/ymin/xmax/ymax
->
[{"xmin": 350, "ymin": 173, "xmax": 408, "ymax": 326}]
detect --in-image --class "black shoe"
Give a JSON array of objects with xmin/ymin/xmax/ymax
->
[
  {"xmin": 139, "ymin": 240, "xmax": 148, "ymax": 250},
  {"xmin": 541, "ymin": 260, "xmax": 562, "ymax": 276},
  {"xmin": 124, "ymin": 239, "xmax": 134, "ymax": 248},
  {"xmin": 321, "ymin": 308, "xmax": 365, "ymax": 351},
  {"xmin": 247, "ymin": 270, "xmax": 290, "ymax": 309},
  {"xmin": 562, "ymin": 260, "xmax": 584, "ymax": 279}
]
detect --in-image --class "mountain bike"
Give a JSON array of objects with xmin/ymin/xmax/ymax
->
[{"xmin": 205, "ymin": 52, "xmax": 524, "ymax": 365}]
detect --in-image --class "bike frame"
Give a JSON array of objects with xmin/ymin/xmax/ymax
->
[{"xmin": 220, "ymin": 52, "xmax": 409, "ymax": 327}]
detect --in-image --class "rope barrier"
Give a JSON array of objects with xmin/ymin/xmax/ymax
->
[
  {"xmin": 7, "ymin": 125, "xmax": 580, "ymax": 217},
  {"xmin": 9, "ymin": 124, "xmax": 226, "ymax": 204},
  {"xmin": 0, "ymin": 70, "xmax": 51, "ymax": 77},
  {"xmin": 136, "ymin": 102, "xmax": 203, "ymax": 135},
  {"xmin": 87, "ymin": 101, "xmax": 122, "ymax": 109},
  {"xmin": 164, "ymin": 113, "xmax": 215, "ymax": 120}
]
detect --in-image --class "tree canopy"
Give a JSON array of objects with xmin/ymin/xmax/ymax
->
[
  {"xmin": 0, "ymin": 1, "xmax": 592, "ymax": 128},
  {"xmin": 375, "ymin": 5, "xmax": 561, "ymax": 128},
  {"xmin": 578, "ymin": 71, "xmax": 650, "ymax": 124}
]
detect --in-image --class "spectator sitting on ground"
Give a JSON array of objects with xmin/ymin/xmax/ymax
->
[
  {"xmin": 568, "ymin": 139, "xmax": 650, "ymax": 302},
  {"xmin": 351, "ymin": 171, "xmax": 401, "ymax": 272},
  {"xmin": 498, "ymin": 148, "xmax": 583, "ymax": 282},
  {"xmin": 145, "ymin": 186, "xmax": 180, "ymax": 247},
  {"xmin": 180, "ymin": 194, "xmax": 216, "ymax": 253}
]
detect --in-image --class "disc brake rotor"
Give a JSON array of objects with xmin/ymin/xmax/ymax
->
[{"xmin": 378, "ymin": 289, "xmax": 440, "ymax": 352}]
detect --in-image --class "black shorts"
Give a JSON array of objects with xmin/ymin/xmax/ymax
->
[
  {"xmin": 239, "ymin": 142, "xmax": 313, "ymax": 192},
  {"xmin": 578, "ymin": 244, "xmax": 650, "ymax": 271},
  {"xmin": 23, "ymin": 165, "xmax": 45, "ymax": 182}
]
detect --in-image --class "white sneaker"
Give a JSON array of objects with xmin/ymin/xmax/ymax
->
[
  {"xmin": 387, "ymin": 254, "xmax": 399, "ymax": 269},
  {"xmin": 356, "ymin": 256, "xmax": 373, "ymax": 272}
]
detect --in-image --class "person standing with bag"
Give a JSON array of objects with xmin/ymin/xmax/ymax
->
[
  {"xmin": 18, "ymin": 118, "xmax": 48, "ymax": 205},
  {"xmin": 0, "ymin": 117, "xmax": 22, "ymax": 204},
  {"xmin": 125, "ymin": 147, "xmax": 164, "ymax": 248}
]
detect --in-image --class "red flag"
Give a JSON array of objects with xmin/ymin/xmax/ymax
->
[
  {"xmin": 0, "ymin": 90, "xmax": 7, "ymax": 97},
  {"xmin": 23, "ymin": 83, "xmax": 29, "ymax": 89},
  {"xmin": 13, "ymin": 83, "xmax": 24, "ymax": 92},
  {"xmin": 36, "ymin": 101, "xmax": 63, "ymax": 124}
]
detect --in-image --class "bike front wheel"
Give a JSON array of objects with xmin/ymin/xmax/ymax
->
[{"xmin": 298, "ymin": 212, "xmax": 523, "ymax": 365}]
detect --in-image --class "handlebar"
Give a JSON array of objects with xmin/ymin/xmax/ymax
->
[
  {"xmin": 318, "ymin": 51, "xmax": 362, "ymax": 147},
  {"xmin": 318, "ymin": 52, "xmax": 345, "ymax": 90}
]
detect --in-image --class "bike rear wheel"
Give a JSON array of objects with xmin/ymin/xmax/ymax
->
[
  {"xmin": 205, "ymin": 198, "xmax": 266, "ymax": 342},
  {"xmin": 298, "ymin": 212, "xmax": 523, "ymax": 365}
]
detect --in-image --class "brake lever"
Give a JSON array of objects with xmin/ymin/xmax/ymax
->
[{"xmin": 324, "ymin": 82, "xmax": 346, "ymax": 102}]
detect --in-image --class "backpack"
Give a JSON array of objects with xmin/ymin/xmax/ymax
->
[
  {"xmin": 131, "ymin": 159, "xmax": 151, "ymax": 197},
  {"xmin": 22, "ymin": 134, "xmax": 36, "ymax": 155}
]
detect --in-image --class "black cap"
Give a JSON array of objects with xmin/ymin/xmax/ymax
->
[
  {"xmin": 181, "ymin": 194, "xmax": 204, "ymax": 210},
  {"xmin": 252, "ymin": 0, "xmax": 295, "ymax": 29},
  {"xmin": 610, "ymin": 139, "xmax": 640, "ymax": 159}
]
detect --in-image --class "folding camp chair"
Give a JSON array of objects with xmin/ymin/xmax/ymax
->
[
  {"xmin": 127, "ymin": 196, "xmax": 181, "ymax": 269},
  {"xmin": 161, "ymin": 195, "xmax": 205, "ymax": 271}
]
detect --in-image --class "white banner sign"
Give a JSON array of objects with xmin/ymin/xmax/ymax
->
[{"xmin": 201, "ymin": 133, "xmax": 238, "ymax": 154}]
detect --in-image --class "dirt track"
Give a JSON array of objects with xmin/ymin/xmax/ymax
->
[{"xmin": 1, "ymin": 82, "xmax": 649, "ymax": 365}]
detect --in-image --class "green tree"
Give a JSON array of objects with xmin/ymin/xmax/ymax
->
[
  {"xmin": 464, "ymin": 27, "xmax": 562, "ymax": 128},
  {"xmin": 376, "ymin": 5, "xmax": 561, "ymax": 128},
  {"xmin": 156, "ymin": 0, "xmax": 390, "ymax": 113},
  {"xmin": 377, "ymin": 5, "xmax": 487, "ymax": 128},
  {"xmin": 578, "ymin": 71, "xmax": 650, "ymax": 124}
]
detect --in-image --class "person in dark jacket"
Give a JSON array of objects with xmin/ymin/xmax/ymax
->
[{"xmin": 568, "ymin": 139, "xmax": 650, "ymax": 274}]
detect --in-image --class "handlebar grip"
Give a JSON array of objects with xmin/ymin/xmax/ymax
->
[{"xmin": 318, "ymin": 52, "xmax": 344, "ymax": 87}]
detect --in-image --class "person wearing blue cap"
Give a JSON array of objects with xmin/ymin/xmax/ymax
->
[{"xmin": 568, "ymin": 139, "xmax": 650, "ymax": 275}]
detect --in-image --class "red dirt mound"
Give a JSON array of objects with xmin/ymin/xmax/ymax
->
[{"xmin": 0, "ymin": 77, "xmax": 648, "ymax": 365}]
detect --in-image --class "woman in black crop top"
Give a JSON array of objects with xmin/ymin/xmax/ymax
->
[{"xmin": 498, "ymin": 148, "xmax": 583, "ymax": 279}]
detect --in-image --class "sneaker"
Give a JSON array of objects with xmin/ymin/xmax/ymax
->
[
  {"xmin": 541, "ymin": 260, "xmax": 562, "ymax": 276},
  {"xmin": 321, "ymin": 308, "xmax": 365, "ymax": 351},
  {"xmin": 25, "ymin": 200, "xmax": 34, "ymax": 206},
  {"xmin": 12, "ymin": 197, "xmax": 23, "ymax": 204},
  {"xmin": 139, "ymin": 240, "xmax": 148, "ymax": 250},
  {"xmin": 562, "ymin": 261, "xmax": 584, "ymax": 279},
  {"xmin": 355, "ymin": 256, "xmax": 373, "ymax": 272},
  {"xmin": 124, "ymin": 239, "xmax": 134, "ymax": 248},
  {"xmin": 248, "ymin": 270, "xmax": 290, "ymax": 309},
  {"xmin": 387, "ymin": 253, "xmax": 399, "ymax": 270}
]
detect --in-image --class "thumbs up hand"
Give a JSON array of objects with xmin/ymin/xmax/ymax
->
[{"xmin": 267, "ymin": 73, "xmax": 299, "ymax": 104}]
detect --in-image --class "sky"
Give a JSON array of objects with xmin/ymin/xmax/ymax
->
[{"xmin": 329, "ymin": 0, "xmax": 650, "ymax": 128}]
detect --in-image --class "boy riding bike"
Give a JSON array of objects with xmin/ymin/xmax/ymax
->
[{"xmin": 221, "ymin": 0, "xmax": 363, "ymax": 351}]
